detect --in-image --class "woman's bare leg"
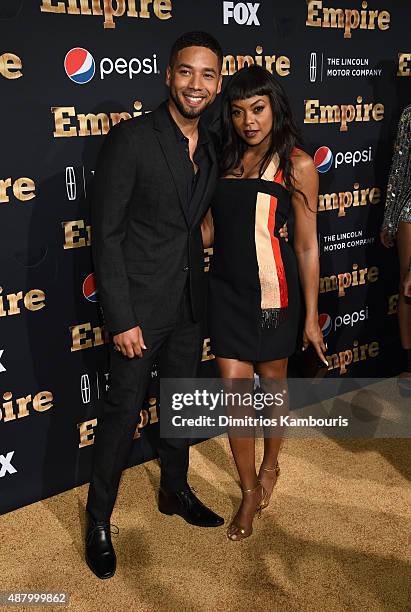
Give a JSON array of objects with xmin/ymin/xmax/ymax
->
[
  {"xmin": 216, "ymin": 357, "xmax": 262, "ymax": 539},
  {"xmin": 255, "ymin": 358, "xmax": 288, "ymax": 499}
]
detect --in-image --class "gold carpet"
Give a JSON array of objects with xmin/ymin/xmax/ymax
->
[{"xmin": 0, "ymin": 433, "xmax": 410, "ymax": 612}]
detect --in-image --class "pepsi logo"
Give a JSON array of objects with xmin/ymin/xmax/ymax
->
[
  {"xmin": 83, "ymin": 273, "xmax": 98, "ymax": 303},
  {"xmin": 319, "ymin": 313, "xmax": 332, "ymax": 337},
  {"xmin": 64, "ymin": 48, "xmax": 95, "ymax": 84},
  {"xmin": 314, "ymin": 146, "xmax": 333, "ymax": 173}
]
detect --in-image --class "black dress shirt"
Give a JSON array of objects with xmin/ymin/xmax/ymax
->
[{"xmin": 166, "ymin": 106, "xmax": 211, "ymax": 223}]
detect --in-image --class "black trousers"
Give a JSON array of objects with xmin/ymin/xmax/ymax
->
[{"xmin": 86, "ymin": 286, "xmax": 202, "ymax": 521}]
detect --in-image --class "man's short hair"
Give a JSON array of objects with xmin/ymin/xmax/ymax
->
[{"xmin": 169, "ymin": 31, "xmax": 223, "ymax": 70}]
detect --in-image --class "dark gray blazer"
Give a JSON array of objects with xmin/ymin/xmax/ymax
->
[{"xmin": 91, "ymin": 102, "xmax": 218, "ymax": 335}]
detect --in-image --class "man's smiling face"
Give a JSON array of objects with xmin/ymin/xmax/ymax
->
[{"xmin": 166, "ymin": 45, "xmax": 222, "ymax": 120}]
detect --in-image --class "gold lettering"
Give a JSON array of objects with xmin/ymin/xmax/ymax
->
[
  {"xmin": 372, "ymin": 103, "xmax": 384, "ymax": 121},
  {"xmin": 369, "ymin": 187, "xmax": 380, "ymax": 204},
  {"xmin": 70, "ymin": 323, "xmax": 93, "ymax": 351},
  {"xmin": 397, "ymin": 53, "xmax": 411, "ymax": 77},
  {"xmin": 320, "ymin": 275, "xmax": 338, "ymax": 293},
  {"xmin": 24, "ymin": 290, "xmax": 46, "ymax": 312},
  {"xmin": 78, "ymin": 419, "xmax": 97, "ymax": 447},
  {"xmin": 305, "ymin": 99, "xmax": 319, "ymax": 124},
  {"xmin": 40, "ymin": 0, "xmax": 66, "ymax": 13},
  {"xmin": 204, "ymin": 247, "xmax": 213, "ymax": 273},
  {"xmin": 154, "ymin": 0, "xmax": 172, "ymax": 19},
  {"xmin": 110, "ymin": 112, "xmax": 132, "ymax": 125},
  {"xmin": 70, "ymin": 323, "xmax": 108, "ymax": 351},
  {"xmin": 6, "ymin": 292, "xmax": 23, "ymax": 316},
  {"xmin": 320, "ymin": 104, "xmax": 341, "ymax": 125},
  {"xmin": 16, "ymin": 396, "xmax": 31, "ymax": 419},
  {"xmin": 52, "ymin": 106, "xmax": 77, "ymax": 137},
  {"xmin": 0, "ymin": 53, "xmax": 23, "ymax": 79},
  {"xmin": 306, "ymin": 0, "xmax": 322, "ymax": 27},
  {"xmin": 0, "ymin": 178, "xmax": 12, "ymax": 203},
  {"xmin": 78, "ymin": 112, "xmax": 111, "ymax": 136},
  {"xmin": 32, "ymin": 391, "xmax": 53, "ymax": 412},
  {"xmin": 306, "ymin": 0, "xmax": 390, "ymax": 37},
  {"xmin": 202, "ymin": 338, "xmax": 214, "ymax": 362},
  {"xmin": 367, "ymin": 266, "xmax": 379, "ymax": 283},
  {"xmin": 276, "ymin": 56, "xmax": 290, "ymax": 77},
  {"xmin": 2, "ymin": 392, "xmax": 16, "ymax": 422},
  {"xmin": 62, "ymin": 220, "xmax": 91, "ymax": 249},
  {"xmin": 322, "ymin": 8, "xmax": 345, "ymax": 29},
  {"xmin": 318, "ymin": 193, "xmax": 338, "ymax": 212},
  {"xmin": 13, "ymin": 177, "xmax": 36, "ymax": 201},
  {"xmin": 103, "ymin": 0, "xmax": 126, "ymax": 28}
]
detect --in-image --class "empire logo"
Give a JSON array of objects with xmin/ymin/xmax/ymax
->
[
  {"xmin": 52, "ymin": 99, "xmax": 147, "ymax": 138},
  {"xmin": 306, "ymin": 1, "xmax": 390, "ymax": 39},
  {"xmin": 397, "ymin": 53, "xmax": 411, "ymax": 77},
  {"xmin": 327, "ymin": 339, "xmax": 379, "ymax": 375},
  {"xmin": 0, "ymin": 53, "xmax": 23, "ymax": 79},
  {"xmin": 40, "ymin": 0, "xmax": 172, "ymax": 29},
  {"xmin": 305, "ymin": 97, "xmax": 384, "ymax": 132},
  {"xmin": 320, "ymin": 263, "xmax": 379, "ymax": 297},
  {"xmin": 63, "ymin": 219, "xmax": 91, "ymax": 249},
  {"xmin": 222, "ymin": 46, "xmax": 290, "ymax": 77},
  {"xmin": 70, "ymin": 322, "xmax": 109, "ymax": 351},
  {"xmin": 78, "ymin": 397, "xmax": 158, "ymax": 447},
  {"xmin": 318, "ymin": 182, "xmax": 380, "ymax": 217},
  {"xmin": 0, "ymin": 390, "xmax": 53, "ymax": 423},
  {"xmin": 0, "ymin": 176, "xmax": 36, "ymax": 204},
  {"xmin": 0, "ymin": 287, "xmax": 46, "ymax": 317}
]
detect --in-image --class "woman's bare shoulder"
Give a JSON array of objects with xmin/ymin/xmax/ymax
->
[{"xmin": 291, "ymin": 147, "xmax": 316, "ymax": 174}]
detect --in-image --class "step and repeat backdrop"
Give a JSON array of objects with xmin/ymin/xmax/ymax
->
[{"xmin": 1, "ymin": 0, "xmax": 409, "ymax": 513}]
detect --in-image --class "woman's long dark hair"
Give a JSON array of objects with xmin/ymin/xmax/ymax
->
[{"xmin": 219, "ymin": 65, "xmax": 308, "ymax": 205}]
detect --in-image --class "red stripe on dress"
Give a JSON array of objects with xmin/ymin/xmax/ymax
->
[{"xmin": 267, "ymin": 195, "xmax": 288, "ymax": 308}]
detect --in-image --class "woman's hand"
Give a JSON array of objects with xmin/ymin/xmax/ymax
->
[
  {"xmin": 279, "ymin": 222, "xmax": 288, "ymax": 241},
  {"xmin": 302, "ymin": 318, "xmax": 328, "ymax": 366}
]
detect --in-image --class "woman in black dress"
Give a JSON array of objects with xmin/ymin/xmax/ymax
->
[{"xmin": 202, "ymin": 66, "xmax": 327, "ymax": 540}]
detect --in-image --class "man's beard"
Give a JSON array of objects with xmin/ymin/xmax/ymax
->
[{"xmin": 170, "ymin": 89, "xmax": 208, "ymax": 120}]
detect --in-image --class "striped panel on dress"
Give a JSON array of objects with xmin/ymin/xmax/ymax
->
[{"xmin": 255, "ymin": 162, "xmax": 288, "ymax": 327}]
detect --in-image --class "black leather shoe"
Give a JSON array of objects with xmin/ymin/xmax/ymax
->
[
  {"xmin": 158, "ymin": 486, "xmax": 224, "ymax": 527},
  {"xmin": 85, "ymin": 512, "xmax": 117, "ymax": 579}
]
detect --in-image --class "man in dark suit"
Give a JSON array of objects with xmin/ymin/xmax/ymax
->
[{"xmin": 85, "ymin": 32, "xmax": 224, "ymax": 580}]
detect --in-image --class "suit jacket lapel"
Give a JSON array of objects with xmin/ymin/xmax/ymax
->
[
  {"xmin": 190, "ymin": 135, "xmax": 218, "ymax": 228},
  {"xmin": 153, "ymin": 103, "xmax": 189, "ymax": 226}
]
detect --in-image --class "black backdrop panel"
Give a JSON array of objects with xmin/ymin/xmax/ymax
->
[{"xmin": 0, "ymin": 0, "xmax": 409, "ymax": 513}]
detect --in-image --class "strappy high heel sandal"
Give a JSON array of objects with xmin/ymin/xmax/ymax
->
[
  {"xmin": 227, "ymin": 481, "xmax": 267, "ymax": 541},
  {"xmin": 258, "ymin": 461, "xmax": 280, "ymax": 509}
]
